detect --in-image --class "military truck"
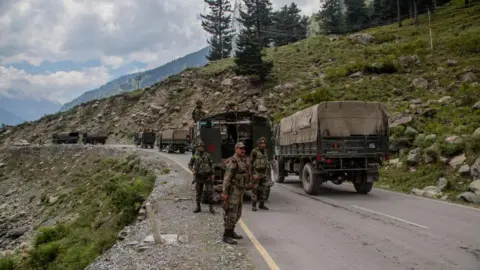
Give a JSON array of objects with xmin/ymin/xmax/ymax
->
[
  {"xmin": 82, "ymin": 131, "xmax": 108, "ymax": 144},
  {"xmin": 52, "ymin": 132, "xmax": 80, "ymax": 144},
  {"xmin": 271, "ymin": 101, "xmax": 389, "ymax": 195},
  {"xmin": 134, "ymin": 131, "xmax": 156, "ymax": 148},
  {"xmin": 157, "ymin": 129, "xmax": 189, "ymax": 153},
  {"xmin": 193, "ymin": 110, "xmax": 273, "ymax": 204}
]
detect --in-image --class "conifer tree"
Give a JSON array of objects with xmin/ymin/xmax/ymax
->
[
  {"xmin": 270, "ymin": 3, "xmax": 308, "ymax": 46},
  {"xmin": 200, "ymin": 0, "xmax": 233, "ymax": 61},
  {"xmin": 317, "ymin": 0, "xmax": 344, "ymax": 34}
]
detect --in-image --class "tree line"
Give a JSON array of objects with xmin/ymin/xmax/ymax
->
[{"xmin": 201, "ymin": 0, "xmax": 474, "ymax": 82}]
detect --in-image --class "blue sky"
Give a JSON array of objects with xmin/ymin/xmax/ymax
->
[{"xmin": 0, "ymin": 0, "xmax": 317, "ymax": 104}]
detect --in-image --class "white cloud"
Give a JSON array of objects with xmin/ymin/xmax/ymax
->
[{"xmin": 0, "ymin": 65, "xmax": 110, "ymax": 103}]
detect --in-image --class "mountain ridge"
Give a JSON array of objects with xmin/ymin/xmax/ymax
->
[
  {"xmin": 0, "ymin": 107, "xmax": 24, "ymax": 126},
  {"xmin": 59, "ymin": 46, "xmax": 211, "ymax": 112}
]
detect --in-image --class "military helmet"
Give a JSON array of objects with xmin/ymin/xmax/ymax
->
[
  {"xmin": 196, "ymin": 139, "xmax": 205, "ymax": 147},
  {"xmin": 257, "ymin": 137, "xmax": 267, "ymax": 145}
]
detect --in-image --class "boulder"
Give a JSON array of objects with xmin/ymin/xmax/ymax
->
[
  {"xmin": 412, "ymin": 78, "xmax": 428, "ymax": 89},
  {"xmin": 436, "ymin": 177, "xmax": 448, "ymax": 191},
  {"xmin": 449, "ymin": 154, "xmax": 466, "ymax": 169},
  {"xmin": 471, "ymin": 157, "xmax": 480, "ymax": 179},
  {"xmin": 458, "ymin": 164, "xmax": 470, "ymax": 176},
  {"xmin": 469, "ymin": 180, "xmax": 480, "ymax": 195},
  {"xmin": 348, "ymin": 33, "xmax": 374, "ymax": 44},
  {"xmin": 461, "ymin": 72, "xmax": 477, "ymax": 83},
  {"xmin": 390, "ymin": 116, "xmax": 413, "ymax": 128},
  {"xmin": 407, "ymin": 148, "xmax": 421, "ymax": 165},
  {"xmin": 438, "ymin": 96, "xmax": 453, "ymax": 104},
  {"xmin": 446, "ymin": 59, "xmax": 457, "ymax": 66},
  {"xmin": 457, "ymin": 192, "xmax": 480, "ymax": 204},
  {"xmin": 473, "ymin": 101, "xmax": 480, "ymax": 110}
]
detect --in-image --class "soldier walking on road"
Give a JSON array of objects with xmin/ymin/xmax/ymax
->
[
  {"xmin": 250, "ymin": 137, "xmax": 270, "ymax": 211},
  {"xmin": 222, "ymin": 142, "xmax": 248, "ymax": 244},
  {"xmin": 188, "ymin": 140, "xmax": 215, "ymax": 214}
]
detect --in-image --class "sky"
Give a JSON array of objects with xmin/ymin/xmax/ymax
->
[{"xmin": 0, "ymin": 0, "xmax": 320, "ymax": 104}]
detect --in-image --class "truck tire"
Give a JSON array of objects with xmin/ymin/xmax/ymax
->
[
  {"xmin": 354, "ymin": 180, "xmax": 373, "ymax": 194},
  {"xmin": 302, "ymin": 163, "xmax": 321, "ymax": 195},
  {"xmin": 271, "ymin": 160, "xmax": 285, "ymax": 183}
]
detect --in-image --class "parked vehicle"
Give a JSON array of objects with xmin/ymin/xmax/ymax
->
[
  {"xmin": 271, "ymin": 101, "xmax": 389, "ymax": 195},
  {"xmin": 157, "ymin": 129, "xmax": 189, "ymax": 153}
]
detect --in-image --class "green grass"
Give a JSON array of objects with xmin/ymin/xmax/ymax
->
[
  {"xmin": 194, "ymin": 1, "xmax": 480, "ymax": 199},
  {"xmin": 1, "ymin": 151, "xmax": 157, "ymax": 270}
]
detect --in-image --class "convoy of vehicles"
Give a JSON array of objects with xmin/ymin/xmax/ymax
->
[
  {"xmin": 271, "ymin": 101, "xmax": 389, "ymax": 195},
  {"xmin": 52, "ymin": 131, "xmax": 109, "ymax": 145},
  {"xmin": 157, "ymin": 129, "xmax": 189, "ymax": 153}
]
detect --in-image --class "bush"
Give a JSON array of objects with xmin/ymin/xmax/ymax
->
[
  {"xmin": 0, "ymin": 258, "xmax": 15, "ymax": 270},
  {"xmin": 439, "ymin": 142, "xmax": 465, "ymax": 157}
]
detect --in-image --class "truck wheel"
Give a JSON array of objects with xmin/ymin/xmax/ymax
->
[
  {"xmin": 271, "ymin": 160, "xmax": 285, "ymax": 183},
  {"xmin": 302, "ymin": 163, "xmax": 321, "ymax": 195},
  {"xmin": 354, "ymin": 180, "xmax": 373, "ymax": 194}
]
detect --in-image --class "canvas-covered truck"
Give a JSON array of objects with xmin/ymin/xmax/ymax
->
[
  {"xmin": 193, "ymin": 110, "xmax": 273, "ymax": 204},
  {"xmin": 134, "ymin": 131, "xmax": 156, "ymax": 148},
  {"xmin": 81, "ymin": 131, "xmax": 108, "ymax": 144},
  {"xmin": 271, "ymin": 101, "xmax": 389, "ymax": 195},
  {"xmin": 157, "ymin": 129, "xmax": 189, "ymax": 153},
  {"xmin": 52, "ymin": 132, "xmax": 80, "ymax": 144}
]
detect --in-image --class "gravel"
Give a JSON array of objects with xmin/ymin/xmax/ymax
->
[{"xmin": 87, "ymin": 147, "xmax": 256, "ymax": 270}]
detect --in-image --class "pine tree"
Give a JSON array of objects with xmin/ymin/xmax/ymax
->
[
  {"xmin": 200, "ymin": 0, "xmax": 233, "ymax": 61},
  {"xmin": 344, "ymin": 0, "xmax": 369, "ymax": 32},
  {"xmin": 234, "ymin": 0, "xmax": 273, "ymax": 82},
  {"xmin": 317, "ymin": 0, "xmax": 344, "ymax": 34},
  {"xmin": 270, "ymin": 3, "xmax": 308, "ymax": 46}
]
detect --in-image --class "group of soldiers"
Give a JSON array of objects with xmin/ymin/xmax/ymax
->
[{"xmin": 188, "ymin": 100, "xmax": 273, "ymax": 245}]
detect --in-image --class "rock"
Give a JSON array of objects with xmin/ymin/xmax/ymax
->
[
  {"xmin": 349, "ymin": 71, "xmax": 363, "ymax": 78},
  {"xmin": 411, "ymin": 188, "xmax": 425, "ymax": 196},
  {"xmin": 461, "ymin": 72, "xmax": 477, "ymax": 83},
  {"xmin": 161, "ymin": 234, "xmax": 178, "ymax": 244},
  {"xmin": 405, "ymin": 127, "xmax": 418, "ymax": 137},
  {"xmin": 412, "ymin": 78, "xmax": 428, "ymax": 88},
  {"xmin": 7, "ymin": 226, "xmax": 29, "ymax": 239},
  {"xmin": 113, "ymin": 116, "xmax": 120, "ymax": 121},
  {"xmin": 398, "ymin": 55, "xmax": 421, "ymax": 67},
  {"xmin": 436, "ymin": 177, "xmax": 448, "ymax": 191},
  {"xmin": 0, "ymin": 162, "xmax": 5, "ymax": 168},
  {"xmin": 458, "ymin": 164, "xmax": 470, "ymax": 176},
  {"xmin": 390, "ymin": 116, "xmax": 413, "ymax": 128},
  {"xmin": 407, "ymin": 148, "xmax": 421, "ymax": 165},
  {"xmin": 469, "ymin": 180, "xmax": 480, "ymax": 195},
  {"xmin": 457, "ymin": 192, "xmax": 480, "ymax": 204},
  {"xmin": 425, "ymin": 134, "xmax": 437, "ymax": 142},
  {"xmin": 221, "ymin": 78, "xmax": 233, "ymax": 86},
  {"xmin": 473, "ymin": 101, "xmax": 480, "ymax": 110},
  {"xmin": 410, "ymin": 98, "xmax": 422, "ymax": 104},
  {"xmin": 438, "ymin": 96, "xmax": 453, "ymax": 104},
  {"xmin": 143, "ymin": 235, "xmax": 155, "ymax": 243},
  {"xmin": 441, "ymin": 195, "xmax": 449, "ymax": 200},
  {"xmin": 48, "ymin": 196, "xmax": 59, "ymax": 204},
  {"xmin": 421, "ymin": 108, "xmax": 436, "ymax": 118},
  {"xmin": 257, "ymin": 105, "xmax": 268, "ymax": 113},
  {"xmin": 473, "ymin": 128, "xmax": 480, "ymax": 137},
  {"xmin": 178, "ymin": 235, "xmax": 189, "ymax": 243},
  {"xmin": 5, "ymin": 189, "xmax": 16, "ymax": 196},
  {"xmin": 348, "ymin": 33, "xmax": 374, "ymax": 44},
  {"xmin": 117, "ymin": 230, "xmax": 128, "ymax": 240},
  {"xmin": 446, "ymin": 59, "xmax": 457, "ymax": 66},
  {"xmin": 471, "ymin": 157, "xmax": 480, "ymax": 179},
  {"xmin": 449, "ymin": 154, "xmax": 466, "ymax": 168},
  {"xmin": 444, "ymin": 136, "xmax": 463, "ymax": 144},
  {"xmin": 424, "ymin": 154, "xmax": 435, "ymax": 164},
  {"xmin": 173, "ymin": 106, "xmax": 181, "ymax": 112},
  {"xmin": 127, "ymin": 241, "xmax": 139, "ymax": 246},
  {"xmin": 389, "ymin": 158, "xmax": 400, "ymax": 165}
]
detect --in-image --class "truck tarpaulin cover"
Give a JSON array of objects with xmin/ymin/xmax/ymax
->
[
  {"xmin": 161, "ymin": 129, "xmax": 189, "ymax": 140},
  {"xmin": 279, "ymin": 101, "xmax": 389, "ymax": 146}
]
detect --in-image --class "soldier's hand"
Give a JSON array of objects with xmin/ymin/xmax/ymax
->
[{"xmin": 222, "ymin": 193, "xmax": 228, "ymax": 201}]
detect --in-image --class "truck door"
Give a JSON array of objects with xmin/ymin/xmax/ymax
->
[
  {"xmin": 200, "ymin": 126, "xmax": 222, "ymax": 164},
  {"xmin": 253, "ymin": 125, "xmax": 273, "ymax": 161}
]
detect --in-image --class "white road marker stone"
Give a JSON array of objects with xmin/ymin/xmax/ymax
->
[{"xmin": 352, "ymin": 205, "xmax": 429, "ymax": 229}]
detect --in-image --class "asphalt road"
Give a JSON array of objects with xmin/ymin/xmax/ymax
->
[{"xmin": 117, "ymin": 145, "xmax": 480, "ymax": 270}]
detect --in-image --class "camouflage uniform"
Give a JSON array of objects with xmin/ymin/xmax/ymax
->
[
  {"xmin": 188, "ymin": 140, "xmax": 215, "ymax": 214},
  {"xmin": 250, "ymin": 137, "xmax": 270, "ymax": 211},
  {"xmin": 222, "ymin": 142, "xmax": 248, "ymax": 244},
  {"xmin": 192, "ymin": 100, "xmax": 206, "ymax": 123}
]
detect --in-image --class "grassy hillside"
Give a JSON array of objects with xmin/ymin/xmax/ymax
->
[{"xmin": 1, "ymin": 1, "xmax": 479, "ymax": 203}]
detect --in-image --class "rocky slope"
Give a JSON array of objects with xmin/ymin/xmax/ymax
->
[{"xmin": 0, "ymin": 1, "xmax": 479, "ymax": 204}]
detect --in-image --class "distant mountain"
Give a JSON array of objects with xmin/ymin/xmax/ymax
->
[
  {"xmin": 0, "ymin": 107, "xmax": 24, "ymax": 126},
  {"xmin": 60, "ymin": 46, "xmax": 211, "ymax": 112},
  {"xmin": 0, "ymin": 93, "xmax": 62, "ymax": 123}
]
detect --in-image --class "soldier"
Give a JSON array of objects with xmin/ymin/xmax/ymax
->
[
  {"xmin": 192, "ymin": 100, "xmax": 206, "ymax": 123},
  {"xmin": 188, "ymin": 140, "xmax": 215, "ymax": 214},
  {"xmin": 224, "ymin": 101, "xmax": 237, "ymax": 112},
  {"xmin": 249, "ymin": 137, "xmax": 270, "ymax": 211},
  {"xmin": 222, "ymin": 142, "xmax": 248, "ymax": 244}
]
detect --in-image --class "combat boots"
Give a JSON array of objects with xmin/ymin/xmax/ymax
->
[
  {"xmin": 223, "ymin": 229, "xmax": 237, "ymax": 245},
  {"xmin": 259, "ymin": 202, "xmax": 269, "ymax": 210},
  {"xmin": 193, "ymin": 202, "xmax": 201, "ymax": 213},
  {"xmin": 209, "ymin": 204, "xmax": 215, "ymax": 214},
  {"xmin": 252, "ymin": 201, "xmax": 257, "ymax": 211},
  {"xmin": 232, "ymin": 226, "xmax": 243, "ymax": 239}
]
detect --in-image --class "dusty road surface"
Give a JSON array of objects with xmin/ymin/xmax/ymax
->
[{"xmin": 112, "ymin": 145, "xmax": 480, "ymax": 270}]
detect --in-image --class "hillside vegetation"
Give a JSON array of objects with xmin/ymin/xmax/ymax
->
[
  {"xmin": 1, "ymin": 1, "xmax": 479, "ymax": 203},
  {"xmin": 0, "ymin": 146, "xmax": 158, "ymax": 269}
]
